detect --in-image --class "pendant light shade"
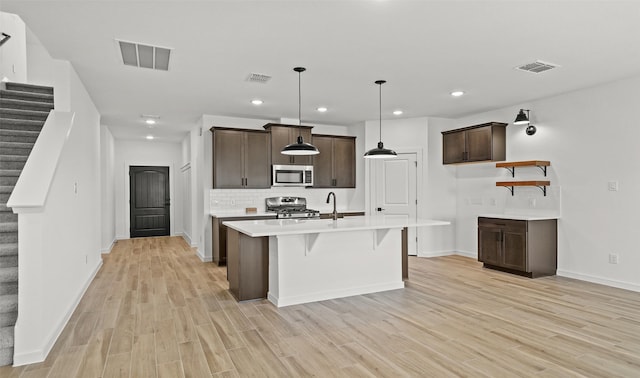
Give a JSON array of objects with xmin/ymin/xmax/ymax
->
[
  {"xmin": 364, "ymin": 80, "xmax": 397, "ymax": 159},
  {"xmin": 281, "ymin": 67, "xmax": 319, "ymax": 156}
]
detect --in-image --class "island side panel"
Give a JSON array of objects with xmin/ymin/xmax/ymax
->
[
  {"xmin": 226, "ymin": 228, "xmax": 269, "ymax": 301},
  {"xmin": 402, "ymin": 227, "xmax": 408, "ymax": 280}
]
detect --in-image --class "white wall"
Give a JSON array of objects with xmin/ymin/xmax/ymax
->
[
  {"xmin": 364, "ymin": 117, "xmax": 457, "ymax": 256},
  {"xmin": 113, "ymin": 139, "xmax": 183, "ymax": 240},
  {"xmin": 180, "ymin": 134, "xmax": 193, "ymax": 245},
  {"xmin": 100, "ymin": 125, "xmax": 116, "ymax": 252},
  {"xmin": 14, "ymin": 60, "xmax": 101, "ymax": 364},
  {"xmin": 452, "ymin": 74, "xmax": 640, "ymax": 291},
  {"xmin": 0, "ymin": 12, "xmax": 27, "ymax": 82}
]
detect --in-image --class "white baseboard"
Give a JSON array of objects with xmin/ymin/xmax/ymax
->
[
  {"xmin": 179, "ymin": 232, "xmax": 192, "ymax": 246},
  {"xmin": 417, "ymin": 250, "xmax": 456, "ymax": 258},
  {"xmin": 455, "ymin": 250, "xmax": 476, "ymax": 259},
  {"xmin": 196, "ymin": 247, "xmax": 212, "ymax": 262},
  {"xmin": 13, "ymin": 258, "xmax": 103, "ymax": 366},
  {"xmin": 557, "ymin": 269, "xmax": 640, "ymax": 293},
  {"xmin": 100, "ymin": 238, "xmax": 116, "ymax": 254}
]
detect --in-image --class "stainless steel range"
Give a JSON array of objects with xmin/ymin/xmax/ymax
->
[{"xmin": 266, "ymin": 197, "xmax": 320, "ymax": 219}]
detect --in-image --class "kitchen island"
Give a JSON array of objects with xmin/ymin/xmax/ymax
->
[{"xmin": 223, "ymin": 215, "xmax": 450, "ymax": 307}]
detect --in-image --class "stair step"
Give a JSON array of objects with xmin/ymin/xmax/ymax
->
[
  {"xmin": 0, "ymin": 187, "xmax": 13, "ymax": 194},
  {"xmin": 0, "ymin": 128, "xmax": 40, "ymax": 138},
  {"xmin": 0, "ymin": 232, "xmax": 16, "ymax": 244},
  {"xmin": 0, "ymin": 141, "xmax": 34, "ymax": 156},
  {"xmin": 0, "ymin": 156, "xmax": 28, "ymax": 171},
  {"xmin": 0, "ymin": 213, "xmax": 16, "ymax": 224},
  {"xmin": 0, "ymin": 346, "xmax": 13, "ymax": 366},
  {"xmin": 0, "ymin": 89, "xmax": 54, "ymax": 104},
  {"xmin": 0, "ymin": 108, "xmax": 49, "ymax": 121},
  {"xmin": 0, "ymin": 255, "xmax": 17, "ymax": 269},
  {"xmin": 0, "ymin": 98, "xmax": 54, "ymax": 112},
  {"xmin": 0, "ymin": 244, "xmax": 17, "ymax": 256},
  {"xmin": 0, "ymin": 222, "xmax": 17, "ymax": 234},
  {"xmin": 0, "ymin": 170, "xmax": 20, "ymax": 178},
  {"xmin": 0, "ymin": 177, "xmax": 17, "ymax": 187},
  {"xmin": 5, "ymin": 82, "xmax": 53, "ymax": 95},
  {"xmin": 0, "ymin": 298, "xmax": 17, "ymax": 322},
  {"xmin": 0, "ymin": 118, "xmax": 44, "ymax": 132},
  {"xmin": 0, "ymin": 326, "xmax": 14, "ymax": 349},
  {"xmin": 0, "ymin": 267, "xmax": 17, "ymax": 283},
  {"xmin": 0, "ymin": 134, "xmax": 38, "ymax": 144},
  {"xmin": 0, "ymin": 282, "xmax": 17, "ymax": 297}
]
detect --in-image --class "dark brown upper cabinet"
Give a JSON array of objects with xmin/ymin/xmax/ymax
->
[
  {"xmin": 312, "ymin": 135, "xmax": 356, "ymax": 188},
  {"xmin": 211, "ymin": 127, "xmax": 271, "ymax": 189},
  {"xmin": 442, "ymin": 122, "xmax": 507, "ymax": 164},
  {"xmin": 263, "ymin": 123, "xmax": 314, "ymax": 165}
]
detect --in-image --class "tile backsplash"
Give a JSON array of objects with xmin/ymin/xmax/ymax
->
[{"xmin": 210, "ymin": 188, "xmax": 360, "ymax": 213}]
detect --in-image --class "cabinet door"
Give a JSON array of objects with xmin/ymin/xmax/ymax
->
[
  {"xmin": 244, "ymin": 131, "xmax": 271, "ymax": 188},
  {"xmin": 292, "ymin": 128, "xmax": 313, "ymax": 165},
  {"xmin": 213, "ymin": 129, "xmax": 244, "ymax": 188},
  {"xmin": 333, "ymin": 137, "xmax": 356, "ymax": 188},
  {"xmin": 443, "ymin": 131, "xmax": 465, "ymax": 164},
  {"xmin": 466, "ymin": 126, "xmax": 492, "ymax": 162},
  {"xmin": 478, "ymin": 225, "xmax": 502, "ymax": 265},
  {"xmin": 269, "ymin": 126, "xmax": 292, "ymax": 165},
  {"xmin": 312, "ymin": 135, "xmax": 334, "ymax": 187},
  {"xmin": 502, "ymin": 221, "xmax": 527, "ymax": 271}
]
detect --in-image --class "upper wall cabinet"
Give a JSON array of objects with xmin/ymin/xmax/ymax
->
[
  {"xmin": 442, "ymin": 122, "xmax": 507, "ymax": 164},
  {"xmin": 263, "ymin": 123, "xmax": 314, "ymax": 165},
  {"xmin": 312, "ymin": 135, "xmax": 356, "ymax": 188},
  {"xmin": 211, "ymin": 127, "xmax": 271, "ymax": 189}
]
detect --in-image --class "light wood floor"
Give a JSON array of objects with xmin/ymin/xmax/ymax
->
[{"xmin": 1, "ymin": 236, "xmax": 640, "ymax": 377}]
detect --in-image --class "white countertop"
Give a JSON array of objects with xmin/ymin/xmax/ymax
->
[
  {"xmin": 478, "ymin": 213, "xmax": 560, "ymax": 221},
  {"xmin": 223, "ymin": 215, "xmax": 450, "ymax": 237}
]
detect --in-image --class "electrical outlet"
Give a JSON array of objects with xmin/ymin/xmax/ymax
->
[
  {"xmin": 608, "ymin": 181, "xmax": 619, "ymax": 191},
  {"xmin": 528, "ymin": 198, "xmax": 537, "ymax": 208},
  {"xmin": 608, "ymin": 253, "xmax": 619, "ymax": 264}
]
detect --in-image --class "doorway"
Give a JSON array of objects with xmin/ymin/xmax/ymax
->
[
  {"xmin": 370, "ymin": 152, "xmax": 418, "ymax": 255},
  {"xmin": 129, "ymin": 166, "xmax": 170, "ymax": 238}
]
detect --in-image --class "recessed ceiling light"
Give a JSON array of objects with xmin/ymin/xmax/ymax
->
[
  {"xmin": 251, "ymin": 99, "xmax": 263, "ymax": 105},
  {"xmin": 146, "ymin": 135, "xmax": 154, "ymax": 140},
  {"xmin": 451, "ymin": 91, "xmax": 465, "ymax": 97},
  {"xmin": 393, "ymin": 110, "xmax": 403, "ymax": 116},
  {"xmin": 145, "ymin": 119, "xmax": 156, "ymax": 125},
  {"xmin": 317, "ymin": 107, "xmax": 328, "ymax": 112}
]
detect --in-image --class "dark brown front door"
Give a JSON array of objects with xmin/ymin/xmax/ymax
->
[{"xmin": 130, "ymin": 166, "xmax": 170, "ymax": 238}]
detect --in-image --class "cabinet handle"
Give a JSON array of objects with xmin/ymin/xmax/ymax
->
[{"xmin": 245, "ymin": 178, "xmax": 248, "ymax": 186}]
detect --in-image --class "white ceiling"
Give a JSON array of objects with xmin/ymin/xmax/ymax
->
[{"xmin": 4, "ymin": 1, "xmax": 640, "ymax": 142}]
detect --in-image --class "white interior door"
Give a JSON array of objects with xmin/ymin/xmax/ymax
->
[{"xmin": 372, "ymin": 153, "xmax": 418, "ymax": 255}]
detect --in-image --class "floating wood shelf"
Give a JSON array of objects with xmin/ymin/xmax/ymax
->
[
  {"xmin": 496, "ymin": 160, "xmax": 551, "ymax": 177},
  {"xmin": 496, "ymin": 181, "xmax": 551, "ymax": 196}
]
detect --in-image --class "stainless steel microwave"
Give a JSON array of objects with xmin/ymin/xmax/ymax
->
[{"xmin": 272, "ymin": 165, "xmax": 313, "ymax": 187}]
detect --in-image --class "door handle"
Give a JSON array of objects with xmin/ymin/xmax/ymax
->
[{"xmin": 376, "ymin": 207, "xmax": 385, "ymax": 212}]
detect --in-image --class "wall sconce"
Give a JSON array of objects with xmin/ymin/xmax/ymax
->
[{"xmin": 514, "ymin": 109, "xmax": 536, "ymax": 136}]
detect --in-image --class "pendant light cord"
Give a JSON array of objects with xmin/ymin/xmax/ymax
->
[
  {"xmin": 298, "ymin": 69, "xmax": 302, "ymax": 137},
  {"xmin": 379, "ymin": 82, "xmax": 382, "ymax": 143}
]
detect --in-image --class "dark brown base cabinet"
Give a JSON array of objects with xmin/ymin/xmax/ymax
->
[
  {"xmin": 212, "ymin": 215, "xmax": 276, "ymax": 266},
  {"xmin": 478, "ymin": 217, "xmax": 557, "ymax": 278}
]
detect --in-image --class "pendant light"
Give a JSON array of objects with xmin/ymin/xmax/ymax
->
[
  {"xmin": 364, "ymin": 80, "xmax": 397, "ymax": 159},
  {"xmin": 281, "ymin": 67, "xmax": 320, "ymax": 155}
]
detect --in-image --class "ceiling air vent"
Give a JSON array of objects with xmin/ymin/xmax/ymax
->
[
  {"xmin": 247, "ymin": 73, "xmax": 272, "ymax": 83},
  {"xmin": 117, "ymin": 40, "xmax": 171, "ymax": 71},
  {"xmin": 516, "ymin": 60, "xmax": 559, "ymax": 74}
]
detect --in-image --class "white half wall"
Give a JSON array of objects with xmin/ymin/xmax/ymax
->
[
  {"xmin": 113, "ymin": 139, "xmax": 183, "ymax": 240},
  {"xmin": 452, "ymin": 74, "xmax": 640, "ymax": 291}
]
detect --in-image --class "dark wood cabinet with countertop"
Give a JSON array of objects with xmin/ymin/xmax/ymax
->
[
  {"xmin": 212, "ymin": 214, "xmax": 276, "ymax": 266},
  {"xmin": 312, "ymin": 135, "xmax": 356, "ymax": 188},
  {"xmin": 478, "ymin": 217, "xmax": 557, "ymax": 278},
  {"xmin": 211, "ymin": 127, "xmax": 271, "ymax": 188},
  {"xmin": 442, "ymin": 122, "xmax": 507, "ymax": 164},
  {"xmin": 264, "ymin": 123, "xmax": 314, "ymax": 165}
]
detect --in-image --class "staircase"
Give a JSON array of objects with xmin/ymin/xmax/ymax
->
[{"xmin": 0, "ymin": 82, "xmax": 54, "ymax": 366}]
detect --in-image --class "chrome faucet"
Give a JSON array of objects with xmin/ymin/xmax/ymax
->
[{"xmin": 326, "ymin": 192, "xmax": 337, "ymax": 221}]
